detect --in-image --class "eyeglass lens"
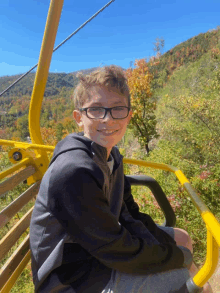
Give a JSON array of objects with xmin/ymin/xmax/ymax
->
[{"xmin": 87, "ymin": 107, "xmax": 129, "ymax": 119}]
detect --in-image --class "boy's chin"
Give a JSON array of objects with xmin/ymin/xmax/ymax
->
[
  {"xmin": 94, "ymin": 139, "xmax": 114, "ymax": 149},
  {"xmin": 93, "ymin": 136, "xmax": 118, "ymax": 149},
  {"xmin": 85, "ymin": 133, "xmax": 122, "ymax": 149}
]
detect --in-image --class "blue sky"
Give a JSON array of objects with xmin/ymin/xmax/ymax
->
[{"xmin": 1, "ymin": 0, "xmax": 220, "ymax": 77}]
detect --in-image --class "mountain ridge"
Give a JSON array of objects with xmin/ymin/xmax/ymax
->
[
  {"xmin": 0, "ymin": 67, "xmax": 98, "ymax": 97},
  {"xmin": 1, "ymin": 26, "xmax": 220, "ymax": 98}
]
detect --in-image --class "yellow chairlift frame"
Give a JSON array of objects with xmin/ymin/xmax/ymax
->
[{"xmin": 0, "ymin": 0, "xmax": 220, "ymax": 291}]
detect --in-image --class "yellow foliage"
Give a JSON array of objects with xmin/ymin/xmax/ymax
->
[
  {"xmin": 125, "ymin": 58, "xmax": 158, "ymax": 149},
  {"xmin": 41, "ymin": 127, "xmax": 57, "ymax": 146},
  {"xmin": 126, "ymin": 59, "xmax": 155, "ymax": 117}
]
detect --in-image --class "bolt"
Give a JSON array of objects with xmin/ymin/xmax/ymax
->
[{"xmin": 13, "ymin": 152, "xmax": 22, "ymax": 161}]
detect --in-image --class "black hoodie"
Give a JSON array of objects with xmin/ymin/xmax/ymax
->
[{"xmin": 30, "ymin": 133, "xmax": 189, "ymax": 293}]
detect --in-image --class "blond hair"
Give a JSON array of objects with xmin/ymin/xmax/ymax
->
[{"xmin": 73, "ymin": 65, "xmax": 130, "ymax": 109}]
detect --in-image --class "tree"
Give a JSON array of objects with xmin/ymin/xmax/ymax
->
[
  {"xmin": 41, "ymin": 127, "xmax": 57, "ymax": 146},
  {"xmin": 126, "ymin": 59, "xmax": 159, "ymax": 153},
  {"xmin": 17, "ymin": 114, "xmax": 29, "ymax": 140},
  {"xmin": 61, "ymin": 117, "xmax": 77, "ymax": 135},
  {"xmin": 56, "ymin": 123, "xmax": 64, "ymax": 141},
  {"xmin": 153, "ymin": 37, "xmax": 165, "ymax": 57}
]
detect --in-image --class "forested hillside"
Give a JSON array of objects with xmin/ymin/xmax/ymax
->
[
  {"xmin": 0, "ymin": 67, "xmax": 97, "ymax": 97},
  {"xmin": 123, "ymin": 27, "xmax": 220, "ymax": 270},
  {"xmin": 1, "ymin": 28, "xmax": 220, "ymax": 143},
  {"xmin": 0, "ymin": 67, "xmax": 99, "ymax": 142},
  {"xmin": 149, "ymin": 27, "xmax": 220, "ymax": 88},
  {"xmin": 127, "ymin": 29, "xmax": 220, "ymax": 272},
  {"xmin": 0, "ymin": 27, "xmax": 220, "ymax": 292}
]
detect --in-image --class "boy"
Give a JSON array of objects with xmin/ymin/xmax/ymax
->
[{"xmin": 30, "ymin": 66, "xmax": 211, "ymax": 292}]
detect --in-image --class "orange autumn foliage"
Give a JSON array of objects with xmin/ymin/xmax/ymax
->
[{"xmin": 41, "ymin": 127, "xmax": 58, "ymax": 146}]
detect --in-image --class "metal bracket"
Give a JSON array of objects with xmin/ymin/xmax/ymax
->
[{"xmin": 8, "ymin": 148, "xmax": 47, "ymax": 185}]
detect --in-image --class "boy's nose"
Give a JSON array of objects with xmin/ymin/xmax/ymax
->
[{"xmin": 103, "ymin": 110, "xmax": 114, "ymax": 122}]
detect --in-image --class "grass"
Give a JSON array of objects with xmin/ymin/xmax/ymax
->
[{"xmin": 10, "ymin": 262, "xmax": 34, "ymax": 293}]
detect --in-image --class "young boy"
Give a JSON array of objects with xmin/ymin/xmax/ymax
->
[{"xmin": 30, "ymin": 66, "xmax": 211, "ymax": 293}]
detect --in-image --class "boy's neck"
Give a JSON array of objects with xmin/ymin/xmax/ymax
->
[
  {"xmin": 83, "ymin": 133, "xmax": 112, "ymax": 160},
  {"xmin": 107, "ymin": 149, "xmax": 112, "ymax": 160}
]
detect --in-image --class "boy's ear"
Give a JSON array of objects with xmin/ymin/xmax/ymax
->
[
  {"xmin": 73, "ymin": 110, "xmax": 84, "ymax": 128},
  {"xmin": 128, "ymin": 109, "xmax": 133, "ymax": 122}
]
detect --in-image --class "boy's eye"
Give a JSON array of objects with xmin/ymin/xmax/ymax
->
[
  {"xmin": 88, "ymin": 107, "xmax": 104, "ymax": 113},
  {"xmin": 89, "ymin": 107, "xmax": 103, "ymax": 111},
  {"xmin": 85, "ymin": 106, "xmax": 129, "ymax": 119},
  {"xmin": 113, "ymin": 107, "xmax": 125, "ymax": 111},
  {"xmin": 112, "ymin": 107, "xmax": 129, "ymax": 117},
  {"xmin": 87, "ymin": 107, "xmax": 105, "ymax": 118}
]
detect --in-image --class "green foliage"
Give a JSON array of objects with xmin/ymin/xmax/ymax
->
[
  {"xmin": 0, "ymin": 152, "xmax": 12, "ymax": 172},
  {"xmin": 10, "ymin": 263, "xmax": 34, "ymax": 293},
  {"xmin": 0, "ymin": 68, "xmax": 98, "ymax": 98},
  {"xmin": 0, "ymin": 73, "xmax": 73, "ymax": 98},
  {"xmin": 16, "ymin": 114, "xmax": 29, "ymax": 140},
  {"xmin": 149, "ymin": 27, "xmax": 220, "ymax": 89},
  {"xmin": 155, "ymin": 50, "xmax": 220, "ymax": 166},
  {"xmin": 122, "ymin": 34, "xmax": 220, "ymax": 269},
  {"xmin": 130, "ymin": 41, "xmax": 220, "ymax": 266},
  {"xmin": 128, "ymin": 140, "xmax": 217, "ymax": 265},
  {"xmin": 56, "ymin": 122, "xmax": 64, "ymax": 141}
]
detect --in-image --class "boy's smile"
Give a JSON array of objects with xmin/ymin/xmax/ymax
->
[{"xmin": 73, "ymin": 86, "xmax": 132, "ymax": 158}]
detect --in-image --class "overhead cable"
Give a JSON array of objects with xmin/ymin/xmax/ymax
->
[{"xmin": 0, "ymin": 0, "xmax": 115, "ymax": 97}]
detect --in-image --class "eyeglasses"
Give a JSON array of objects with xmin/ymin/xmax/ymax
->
[{"xmin": 79, "ymin": 106, "xmax": 130, "ymax": 119}]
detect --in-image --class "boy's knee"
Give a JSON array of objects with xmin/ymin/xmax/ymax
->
[{"xmin": 174, "ymin": 228, "xmax": 193, "ymax": 253}]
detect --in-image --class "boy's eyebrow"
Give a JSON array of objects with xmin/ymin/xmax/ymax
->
[
  {"xmin": 90, "ymin": 101, "xmax": 125, "ymax": 107},
  {"xmin": 89, "ymin": 102, "xmax": 102, "ymax": 106},
  {"xmin": 112, "ymin": 101, "xmax": 125, "ymax": 105}
]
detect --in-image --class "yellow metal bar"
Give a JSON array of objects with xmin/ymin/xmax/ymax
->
[
  {"xmin": 174, "ymin": 169, "xmax": 189, "ymax": 185},
  {"xmin": 29, "ymin": 0, "xmax": 64, "ymax": 168},
  {"xmin": 29, "ymin": 0, "xmax": 64, "ymax": 145},
  {"xmin": 202, "ymin": 212, "xmax": 220, "ymax": 247},
  {"xmin": 0, "ymin": 158, "xmax": 31, "ymax": 181},
  {"xmin": 0, "ymin": 139, "xmax": 55, "ymax": 152},
  {"xmin": 0, "ymin": 250, "xmax": 31, "ymax": 293},
  {"xmin": 193, "ymin": 229, "xmax": 219, "ymax": 287},
  {"xmin": 178, "ymin": 183, "xmax": 220, "ymax": 246},
  {"xmin": 123, "ymin": 157, "xmax": 220, "ymax": 285},
  {"xmin": 0, "ymin": 141, "xmax": 53, "ymax": 184},
  {"xmin": 123, "ymin": 158, "xmax": 177, "ymax": 172},
  {"xmin": 123, "ymin": 158, "xmax": 220, "ymax": 239}
]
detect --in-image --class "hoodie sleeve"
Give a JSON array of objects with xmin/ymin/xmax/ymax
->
[{"xmin": 49, "ymin": 161, "xmax": 186, "ymax": 275}]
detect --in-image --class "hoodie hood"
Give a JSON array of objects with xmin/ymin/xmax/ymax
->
[
  {"xmin": 49, "ymin": 132, "xmax": 122, "ymax": 170},
  {"xmin": 50, "ymin": 132, "xmax": 93, "ymax": 166}
]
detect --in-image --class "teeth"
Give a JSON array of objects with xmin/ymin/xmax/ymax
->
[{"xmin": 100, "ymin": 130, "xmax": 116, "ymax": 133}]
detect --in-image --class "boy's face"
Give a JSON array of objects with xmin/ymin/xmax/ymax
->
[{"xmin": 73, "ymin": 86, "xmax": 132, "ymax": 158}]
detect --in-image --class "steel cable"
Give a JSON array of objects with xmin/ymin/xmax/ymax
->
[{"xmin": 0, "ymin": 0, "xmax": 115, "ymax": 97}]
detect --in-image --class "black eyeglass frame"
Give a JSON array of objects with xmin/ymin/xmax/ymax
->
[{"xmin": 79, "ymin": 106, "xmax": 131, "ymax": 119}]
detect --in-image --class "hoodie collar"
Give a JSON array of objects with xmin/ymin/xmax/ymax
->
[{"xmin": 49, "ymin": 132, "xmax": 123, "ymax": 170}]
